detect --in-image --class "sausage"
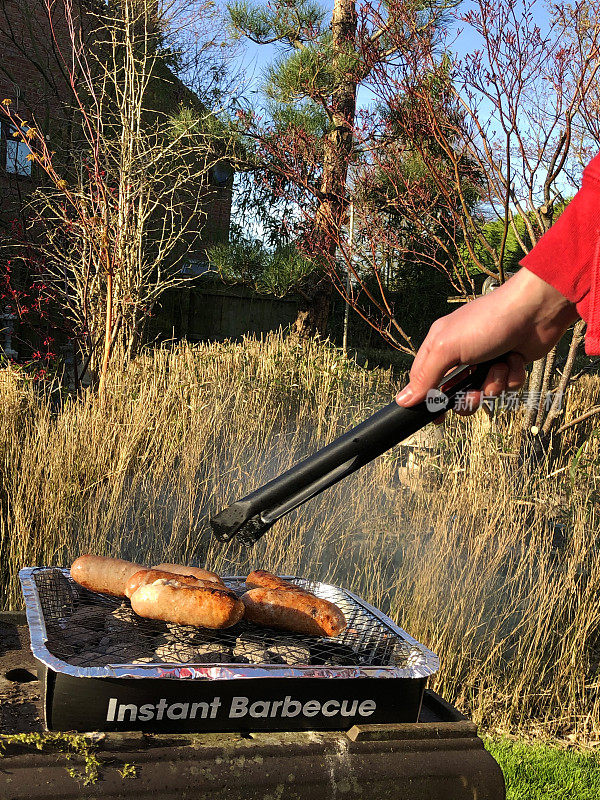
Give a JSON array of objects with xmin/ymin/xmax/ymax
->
[
  {"xmin": 125, "ymin": 569, "xmax": 217, "ymax": 599},
  {"xmin": 241, "ymin": 588, "xmax": 347, "ymax": 637},
  {"xmin": 152, "ymin": 562, "xmax": 224, "ymax": 586},
  {"xmin": 246, "ymin": 570, "xmax": 306, "ymax": 592},
  {"xmin": 130, "ymin": 582, "xmax": 244, "ymax": 629},
  {"xmin": 70, "ymin": 555, "xmax": 145, "ymax": 598}
]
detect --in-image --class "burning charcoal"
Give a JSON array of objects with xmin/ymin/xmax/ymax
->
[
  {"xmin": 154, "ymin": 640, "xmax": 232, "ymax": 664},
  {"xmin": 164, "ymin": 624, "xmax": 216, "ymax": 643},
  {"xmin": 309, "ymin": 641, "xmax": 357, "ymax": 666},
  {"xmin": 64, "ymin": 623, "xmax": 102, "ymax": 648},
  {"xmin": 189, "ymin": 643, "xmax": 233, "ymax": 664},
  {"xmin": 353, "ymin": 633, "xmax": 397, "ymax": 666},
  {"xmin": 104, "ymin": 602, "xmax": 137, "ymax": 633},
  {"xmin": 68, "ymin": 606, "xmax": 106, "ymax": 630},
  {"xmin": 233, "ymin": 633, "xmax": 270, "ymax": 664},
  {"xmin": 265, "ymin": 643, "xmax": 311, "ymax": 665},
  {"xmin": 154, "ymin": 641, "xmax": 197, "ymax": 662}
]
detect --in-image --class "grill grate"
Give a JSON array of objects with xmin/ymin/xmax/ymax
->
[{"xmin": 21, "ymin": 567, "xmax": 438, "ymax": 680}]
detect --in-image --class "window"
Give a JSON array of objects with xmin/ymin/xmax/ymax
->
[{"xmin": 2, "ymin": 123, "xmax": 32, "ymax": 177}]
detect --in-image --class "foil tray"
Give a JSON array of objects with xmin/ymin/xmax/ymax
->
[{"xmin": 19, "ymin": 567, "xmax": 439, "ymax": 682}]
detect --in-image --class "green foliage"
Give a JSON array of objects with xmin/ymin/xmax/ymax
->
[
  {"xmin": 208, "ymin": 239, "xmax": 315, "ymax": 295},
  {"xmin": 228, "ymin": 0, "xmax": 326, "ymax": 47},
  {"xmin": 485, "ymin": 737, "xmax": 600, "ymax": 800},
  {"xmin": 266, "ymin": 43, "xmax": 333, "ymax": 102},
  {"xmin": 119, "ymin": 762, "xmax": 138, "ymax": 779},
  {"xmin": 0, "ymin": 732, "xmax": 101, "ymax": 785},
  {"xmin": 270, "ymin": 101, "xmax": 329, "ymax": 136},
  {"xmin": 458, "ymin": 215, "xmax": 530, "ymax": 277},
  {"xmin": 458, "ymin": 200, "xmax": 572, "ymax": 278}
]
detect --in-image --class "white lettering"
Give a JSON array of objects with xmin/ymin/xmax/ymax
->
[
  {"xmin": 302, "ymin": 700, "xmax": 321, "ymax": 718},
  {"xmin": 138, "ymin": 703, "xmax": 155, "ymax": 722},
  {"xmin": 282, "ymin": 696, "xmax": 302, "ymax": 718},
  {"xmin": 358, "ymin": 700, "xmax": 376, "ymax": 717},
  {"xmin": 190, "ymin": 701, "xmax": 210, "ymax": 719},
  {"xmin": 270, "ymin": 700, "xmax": 284, "ymax": 717},
  {"xmin": 229, "ymin": 696, "xmax": 249, "ymax": 718},
  {"xmin": 117, "ymin": 703, "xmax": 137, "ymax": 722},
  {"xmin": 249, "ymin": 700, "xmax": 270, "ymax": 718},
  {"xmin": 106, "ymin": 698, "xmax": 117, "ymax": 722},
  {"xmin": 209, "ymin": 698, "xmax": 222, "ymax": 719},
  {"xmin": 340, "ymin": 700, "xmax": 359, "ymax": 717},
  {"xmin": 166, "ymin": 702, "xmax": 189, "ymax": 720},
  {"xmin": 321, "ymin": 700, "xmax": 340, "ymax": 717},
  {"xmin": 155, "ymin": 698, "xmax": 169, "ymax": 721}
]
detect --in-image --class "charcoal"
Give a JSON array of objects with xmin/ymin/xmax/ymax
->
[
  {"xmin": 354, "ymin": 633, "xmax": 397, "ymax": 665},
  {"xmin": 68, "ymin": 606, "xmax": 106, "ymax": 630},
  {"xmin": 233, "ymin": 633, "xmax": 270, "ymax": 664},
  {"xmin": 154, "ymin": 640, "xmax": 232, "ymax": 664},
  {"xmin": 104, "ymin": 602, "xmax": 137, "ymax": 633},
  {"xmin": 309, "ymin": 641, "xmax": 357, "ymax": 666},
  {"xmin": 265, "ymin": 643, "xmax": 311, "ymax": 665},
  {"xmin": 164, "ymin": 624, "xmax": 216, "ymax": 643},
  {"xmin": 64, "ymin": 623, "xmax": 101, "ymax": 648},
  {"xmin": 97, "ymin": 632, "xmax": 145, "ymax": 658}
]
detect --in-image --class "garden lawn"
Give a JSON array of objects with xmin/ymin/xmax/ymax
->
[{"xmin": 485, "ymin": 737, "xmax": 600, "ymax": 799}]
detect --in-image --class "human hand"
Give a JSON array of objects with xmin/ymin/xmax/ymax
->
[{"xmin": 396, "ymin": 268, "xmax": 580, "ymax": 413}]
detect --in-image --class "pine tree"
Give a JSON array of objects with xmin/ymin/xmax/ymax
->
[{"xmin": 229, "ymin": 0, "xmax": 449, "ymax": 337}]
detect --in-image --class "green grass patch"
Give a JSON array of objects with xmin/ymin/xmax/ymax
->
[{"xmin": 485, "ymin": 737, "xmax": 600, "ymax": 799}]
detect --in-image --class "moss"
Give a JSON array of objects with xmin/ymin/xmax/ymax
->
[
  {"xmin": 118, "ymin": 762, "xmax": 138, "ymax": 779},
  {"xmin": 0, "ymin": 731, "xmax": 100, "ymax": 785}
]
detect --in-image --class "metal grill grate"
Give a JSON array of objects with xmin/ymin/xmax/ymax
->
[{"xmin": 20, "ymin": 567, "xmax": 438, "ymax": 680}]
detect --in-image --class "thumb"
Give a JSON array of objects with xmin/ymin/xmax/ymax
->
[{"xmin": 396, "ymin": 336, "xmax": 460, "ymax": 407}]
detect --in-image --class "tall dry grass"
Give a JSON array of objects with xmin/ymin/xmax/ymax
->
[{"xmin": 1, "ymin": 333, "xmax": 600, "ymax": 738}]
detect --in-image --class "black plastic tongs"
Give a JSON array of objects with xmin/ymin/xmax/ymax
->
[{"xmin": 211, "ymin": 359, "xmax": 502, "ymax": 546}]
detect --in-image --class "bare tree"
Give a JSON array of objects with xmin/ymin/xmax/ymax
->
[
  {"xmin": 332, "ymin": 0, "xmax": 600, "ymax": 435},
  {"xmin": 2, "ymin": 0, "xmax": 238, "ymax": 396}
]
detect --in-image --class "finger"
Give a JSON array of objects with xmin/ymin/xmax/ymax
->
[
  {"xmin": 396, "ymin": 326, "xmax": 460, "ymax": 407},
  {"xmin": 481, "ymin": 363, "xmax": 509, "ymax": 398},
  {"xmin": 453, "ymin": 390, "xmax": 482, "ymax": 416},
  {"xmin": 506, "ymin": 352, "xmax": 527, "ymax": 390}
]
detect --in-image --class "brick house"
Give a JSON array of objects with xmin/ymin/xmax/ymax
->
[{"xmin": 0, "ymin": 0, "xmax": 232, "ymax": 357}]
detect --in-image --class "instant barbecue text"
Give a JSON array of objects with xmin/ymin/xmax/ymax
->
[{"xmin": 106, "ymin": 695, "xmax": 377, "ymax": 723}]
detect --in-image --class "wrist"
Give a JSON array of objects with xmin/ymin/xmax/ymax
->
[{"xmin": 507, "ymin": 268, "xmax": 580, "ymax": 326}]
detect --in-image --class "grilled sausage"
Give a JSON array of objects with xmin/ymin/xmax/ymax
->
[
  {"xmin": 152, "ymin": 562, "xmax": 224, "ymax": 586},
  {"xmin": 71, "ymin": 555, "xmax": 144, "ymax": 598},
  {"xmin": 130, "ymin": 581, "xmax": 244, "ymax": 629},
  {"xmin": 125, "ymin": 569, "xmax": 216, "ymax": 599},
  {"xmin": 241, "ymin": 587, "xmax": 347, "ymax": 637},
  {"xmin": 246, "ymin": 570, "xmax": 306, "ymax": 591}
]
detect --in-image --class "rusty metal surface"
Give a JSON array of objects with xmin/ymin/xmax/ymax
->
[{"xmin": 0, "ymin": 612, "xmax": 505, "ymax": 800}]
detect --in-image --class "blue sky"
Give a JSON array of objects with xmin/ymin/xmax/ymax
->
[{"xmin": 227, "ymin": 0, "xmax": 552, "ymax": 111}]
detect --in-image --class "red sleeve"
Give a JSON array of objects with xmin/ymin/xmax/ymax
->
[{"xmin": 519, "ymin": 153, "xmax": 600, "ymax": 355}]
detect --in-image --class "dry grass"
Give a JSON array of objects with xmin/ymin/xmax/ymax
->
[{"xmin": 1, "ymin": 333, "xmax": 600, "ymax": 738}]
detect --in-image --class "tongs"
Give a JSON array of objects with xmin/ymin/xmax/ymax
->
[{"xmin": 211, "ymin": 359, "xmax": 501, "ymax": 546}]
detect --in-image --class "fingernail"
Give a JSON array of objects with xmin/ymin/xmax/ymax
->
[{"xmin": 396, "ymin": 386, "xmax": 414, "ymax": 406}]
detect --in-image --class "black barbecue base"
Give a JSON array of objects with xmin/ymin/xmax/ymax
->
[
  {"xmin": 0, "ymin": 613, "xmax": 505, "ymax": 800},
  {"xmin": 38, "ymin": 660, "xmax": 426, "ymax": 733}
]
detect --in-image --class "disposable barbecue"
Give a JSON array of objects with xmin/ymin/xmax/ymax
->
[{"xmin": 20, "ymin": 567, "xmax": 438, "ymax": 732}]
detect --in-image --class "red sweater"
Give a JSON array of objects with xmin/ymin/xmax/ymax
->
[{"xmin": 520, "ymin": 153, "xmax": 600, "ymax": 355}]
